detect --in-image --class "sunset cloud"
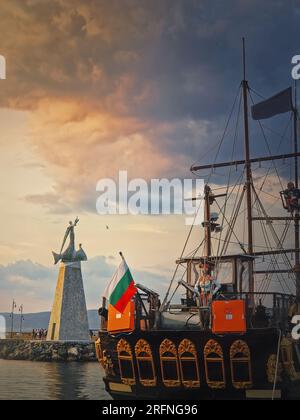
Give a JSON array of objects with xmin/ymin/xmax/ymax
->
[
  {"xmin": 0, "ymin": 0, "xmax": 296, "ymax": 214},
  {"xmin": 25, "ymin": 98, "xmax": 185, "ymax": 212}
]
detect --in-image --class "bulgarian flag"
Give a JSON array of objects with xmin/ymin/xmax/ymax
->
[{"xmin": 103, "ymin": 253, "xmax": 137, "ymax": 313}]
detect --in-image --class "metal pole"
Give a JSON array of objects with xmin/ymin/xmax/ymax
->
[
  {"xmin": 10, "ymin": 300, "xmax": 16, "ymax": 339},
  {"xmin": 100, "ymin": 297, "xmax": 107, "ymax": 331},
  {"xmin": 19, "ymin": 305, "xmax": 24, "ymax": 334}
]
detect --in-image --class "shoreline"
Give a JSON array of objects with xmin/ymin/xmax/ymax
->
[{"xmin": 0, "ymin": 339, "xmax": 97, "ymax": 362}]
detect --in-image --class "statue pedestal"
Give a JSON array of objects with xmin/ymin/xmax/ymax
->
[{"xmin": 47, "ymin": 262, "xmax": 90, "ymax": 341}]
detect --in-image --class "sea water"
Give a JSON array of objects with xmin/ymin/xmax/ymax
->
[{"xmin": 0, "ymin": 359, "xmax": 111, "ymax": 400}]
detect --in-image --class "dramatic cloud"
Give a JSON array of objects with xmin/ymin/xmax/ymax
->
[{"xmin": 0, "ymin": 0, "xmax": 297, "ymax": 213}]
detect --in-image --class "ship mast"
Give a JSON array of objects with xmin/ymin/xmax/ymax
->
[
  {"xmin": 293, "ymin": 83, "xmax": 300, "ymax": 298},
  {"xmin": 242, "ymin": 38, "xmax": 254, "ymax": 294},
  {"xmin": 204, "ymin": 185, "xmax": 212, "ymax": 260}
]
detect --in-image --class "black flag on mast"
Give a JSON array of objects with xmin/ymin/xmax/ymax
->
[{"xmin": 251, "ymin": 87, "xmax": 293, "ymax": 120}]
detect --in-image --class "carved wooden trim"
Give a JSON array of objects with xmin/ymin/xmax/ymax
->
[
  {"xmin": 95, "ymin": 338, "xmax": 103, "ymax": 363},
  {"xmin": 204, "ymin": 339, "xmax": 226, "ymax": 389},
  {"xmin": 135, "ymin": 339, "xmax": 156, "ymax": 387},
  {"xmin": 204, "ymin": 339, "xmax": 223, "ymax": 358},
  {"xmin": 117, "ymin": 339, "xmax": 136, "ymax": 385},
  {"xmin": 267, "ymin": 354, "xmax": 283, "ymax": 384},
  {"xmin": 135, "ymin": 339, "xmax": 152, "ymax": 356},
  {"xmin": 178, "ymin": 339, "xmax": 200, "ymax": 388},
  {"xmin": 96, "ymin": 337, "xmax": 116, "ymax": 376},
  {"xmin": 230, "ymin": 340, "xmax": 250, "ymax": 359},
  {"xmin": 160, "ymin": 338, "xmax": 177, "ymax": 356},
  {"xmin": 230, "ymin": 340, "xmax": 253, "ymax": 389},
  {"xmin": 117, "ymin": 338, "xmax": 132, "ymax": 355},
  {"xmin": 178, "ymin": 338, "xmax": 197, "ymax": 357},
  {"xmin": 102, "ymin": 350, "xmax": 116, "ymax": 377},
  {"xmin": 159, "ymin": 339, "xmax": 181, "ymax": 387},
  {"xmin": 280, "ymin": 337, "xmax": 300, "ymax": 381}
]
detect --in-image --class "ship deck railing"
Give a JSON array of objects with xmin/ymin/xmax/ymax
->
[{"xmin": 167, "ymin": 291, "xmax": 294, "ymax": 332}]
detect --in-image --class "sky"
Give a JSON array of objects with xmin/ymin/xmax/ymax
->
[{"xmin": 0, "ymin": 0, "xmax": 299, "ymax": 313}]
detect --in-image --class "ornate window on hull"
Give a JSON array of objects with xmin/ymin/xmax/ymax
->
[
  {"xmin": 117, "ymin": 339, "xmax": 136, "ymax": 385},
  {"xmin": 159, "ymin": 339, "xmax": 181, "ymax": 387},
  {"xmin": 178, "ymin": 339, "xmax": 200, "ymax": 388},
  {"xmin": 230, "ymin": 340, "xmax": 252, "ymax": 389},
  {"xmin": 135, "ymin": 339, "xmax": 156, "ymax": 387},
  {"xmin": 204, "ymin": 339, "xmax": 226, "ymax": 389}
]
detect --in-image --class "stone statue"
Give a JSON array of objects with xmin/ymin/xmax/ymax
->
[{"xmin": 52, "ymin": 217, "xmax": 87, "ymax": 264}]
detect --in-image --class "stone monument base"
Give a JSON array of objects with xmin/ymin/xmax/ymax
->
[{"xmin": 47, "ymin": 262, "xmax": 90, "ymax": 341}]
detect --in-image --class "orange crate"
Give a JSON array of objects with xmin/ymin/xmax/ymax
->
[
  {"xmin": 212, "ymin": 300, "xmax": 246, "ymax": 334},
  {"xmin": 107, "ymin": 301, "xmax": 135, "ymax": 333}
]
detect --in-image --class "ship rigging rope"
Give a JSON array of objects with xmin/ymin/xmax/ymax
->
[
  {"xmin": 218, "ymin": 85, "xmax": 296, "ymax": 296},
  {"xmin": 253, "ymin": 188, "xmax": 296, "ymax": 297},
  {"xmin": 253, "ymin": 184, "xmax": 295, "ymax": 278},
  {"xmin": 254, "ymin": 105, "xmax": 298, "ymax": 297},
  {"xmin": 207, "ymin": 164, "xmax": 290, "ymax": 201},
  {"xmin": 203, "ymin": 170, "xmax": 246, "ymax": 270},
  {"xmin": 223, "ymin": 88, "xmax": 295, "ymax": 297},
  {"xmin": 162, "ymin": 85, "xmax": 243, "ymax": 309},
  {"xmin": 255, "ymin": 200, "xmax": 295, "ymax": 296},
  {"xmin": 191, "ymin": 83, "xmax": 242, "ymax": 183},
  {"xmin": 210, "ymin": 235, "xmax": 293, "ymax": 250},
  {"xmin": 204, "ymin": 169, "xmax": 246, "ymax": 264},
  {"xmin": 215, "ymin": 90, "xmax": 243, "ymax": 261},
  {"xmin": 253, "ymin": 190, "xmax": 294, "ymax": 267},
  {"xmin": 218, "ymin": 178, "xmax": 247, "ymax": 257},
  {"xmin": 248, "ymin": 88, "xmax": 295, "ymax": 200},
  {"xmin": 215, "ymin": 193, "xmax": 246, "ymax": 255},
  {"xmin": 258, "ymin": 232, "xmax": 294, "ymax": 297},
  {"xmin": 160, "ymin": 200, "xmax": 205, "ymax": 311},
  {"xmin": 261, "ymin": 118, "xmax": 293, "ymax": 147},
  {"xmin": 167, "ymin": 238, "xmax": 207, "ymax": 305},
  {"xmin": 259, "ymin": 263, "xmax": 292, "ymax": 299},
  {"xmin": 212, "ymin": 167, "xmax": 295, "ymax": 294},
  {"xmin": 249, "ymin": 89, "xmax": 285, "ymax": 191},
  {"xmin": 164, "ymin": 83, "xmax": 297, "ymax": 307},
  {"xmin": 195, "ymin": 83, "xmax": 292, "ymax": 265}
]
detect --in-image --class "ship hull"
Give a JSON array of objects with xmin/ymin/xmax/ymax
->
[{"xmin": 96, "ymin": 328, "xmax": 300, "ymax": 400}]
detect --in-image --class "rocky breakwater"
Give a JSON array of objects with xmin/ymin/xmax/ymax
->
[{"xmin": 0, "ymin": 340, "xmax": 97, "ymax": 362}]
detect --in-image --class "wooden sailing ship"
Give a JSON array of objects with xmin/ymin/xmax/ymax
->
[{"xmin": 95, "ymin": 41, "xmax": 300, "ymax": 400}]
